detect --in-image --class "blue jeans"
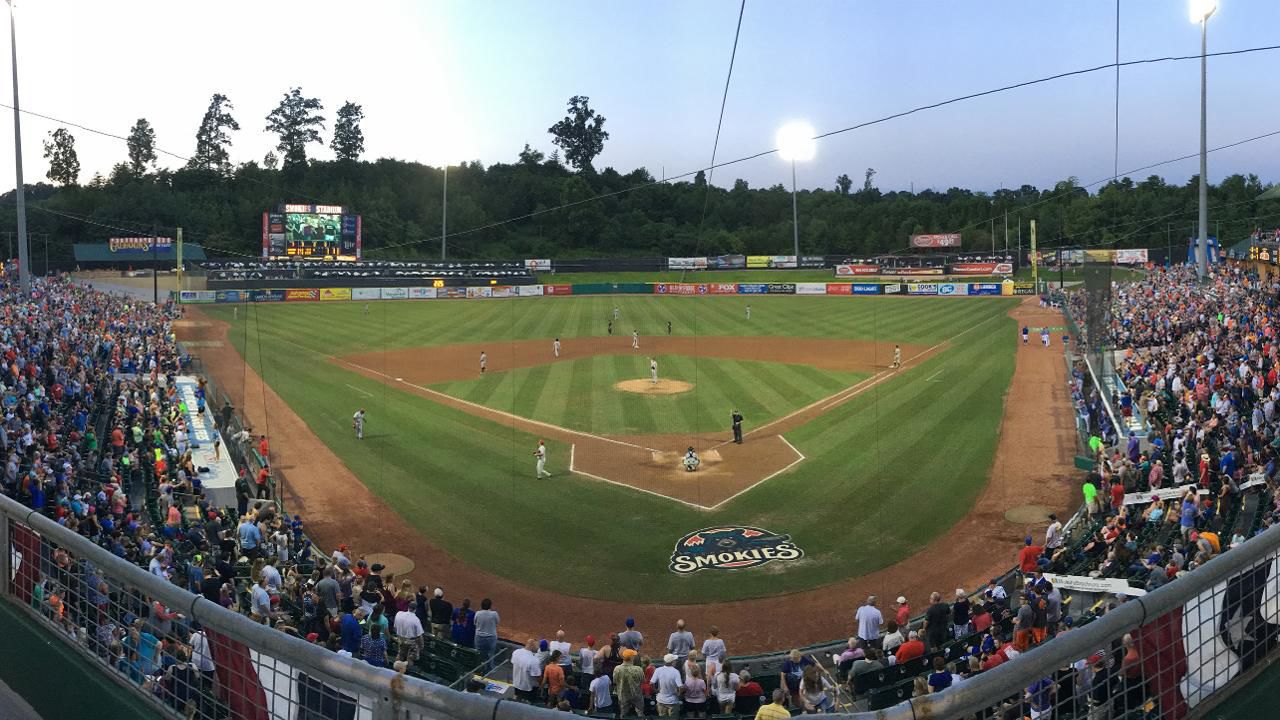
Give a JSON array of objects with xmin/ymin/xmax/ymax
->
[{"xmin": 476, "ymin": 635, "xmax": 498, "ymax": 674}]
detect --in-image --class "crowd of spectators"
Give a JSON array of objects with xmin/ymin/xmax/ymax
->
[{"xmin": 7, "ymin": 260, "xmax": 1280, "ymax": 719}]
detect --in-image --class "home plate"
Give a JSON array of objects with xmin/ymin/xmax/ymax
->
[
  {"xmin": 650, "ymin": 449, "xmax": 723, "ymax": 464},
  {"xmin": 396, "ymin": 377, "xmax": 404, "ymax": 382}
]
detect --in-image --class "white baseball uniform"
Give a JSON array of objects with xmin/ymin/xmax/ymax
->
[
  {"xmin": 650, "ymin": 359, "xmax": 658, "ymax": 384},
  {"xmin": 534, "ymin": 443, "xmax": 551, "ymax": 478},
  {"xmin": 893, "ymin": 347, "xmax": 902, "ymax": 367},
  {"xmin": 554, "ymin": 339, "xmax": 561, "ymax": 358},
  {"xmin": 745, "ymin": 305, "xmax": 751, "ymax": 319},
  {"xmin": 480, "ymin": 352, "xmax": 487, "ymax": 373},
  {"xmin": 613, "ymin": 307, "xmax": 620, "ymax": 320},
  {"xmin": 352, "ymin": 410, "xmax": 365, "ymax": 439},
  {"xmin": 632, "ymin": 331, "xmax": 639, "ymax": 349}
]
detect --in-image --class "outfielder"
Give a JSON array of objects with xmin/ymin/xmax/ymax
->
[
  {"xmin": 892, "ymin": 344, "xmax": 902, "ymax": 368},
  {"xmin": 352, "ymin": 408, "xmax": 366, "ymax": 440},
  {"xmin": 534, "ymin": 440, "xmax": 551, "ymax": 479},
  {"xmin": 745, "ymin": 305, "xmax": 751, "ymax": 320},
  {"xmin": 650, "ymin": 357, "xmax": 658, "ymax": 384},
  {"xmin": 632, "ymin": 330, "xmax": 639, "ymax": 349},
  {"xmin": 480, "ymin": 351, "xmax": 487, "ymax": 374},
  {"xmin": 613, "ymin": 306, "xmax": 620, "ymax": 320},
  {"xmin": 553, "ymin": 338, "xmax": 561, "ymax": 358}
]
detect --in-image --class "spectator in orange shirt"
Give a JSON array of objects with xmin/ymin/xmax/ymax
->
[
  {"xmin": 894, "ymin": 631, "xmax": 925, "ymax": 663},
  {"xmin": 1017, "ymin": 537, "xmax": 1043, "ymax": 575},
  {"xmin": 894, "ymin": 596, "xmax": 910, "ymax": 628},
  {"xmin": 542, "ymin": 650, "xmax": 567, "ymax": 705},
  {"xmin": 258, "ymin": 435, "xmax": 270, "ymax": 460},
  {"xmin": 256, "ymin": 464, "xmax": 271, "ymax": 499}
]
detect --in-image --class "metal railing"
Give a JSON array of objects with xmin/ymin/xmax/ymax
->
[{"xmin": 0, "ymin": 493, "xmax": 561, "ymax": 720}]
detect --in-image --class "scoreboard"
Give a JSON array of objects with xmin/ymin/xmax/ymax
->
[{"xmin": 262, "ymin": 203, "xmax": 362, "ymax": 261}]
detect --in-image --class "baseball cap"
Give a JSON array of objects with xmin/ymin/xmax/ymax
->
[
  {"xmin": 663, "ymin": 653, "xmax": 677, "ymax": 664},
  {"xmin": 306, "ymin": 633, "xmax": 319, "ymax": 642},
  {"xmin": 621, "ymin": 649, "xmax": 637, "ymax": 660},
  {"xmin": 585, "ymin": 635, "xmax": 595, "ymax": 646},
  {"xmin": 908, "ymin": 630, "xmax": 918, "ymax": 639},
  {"xmin": 896, "ymin": 596, "xmax": 907, "ymax": 604},
  {"xmin": 625, "ymin": 617, "xmax": 635, "ymax": 628}
]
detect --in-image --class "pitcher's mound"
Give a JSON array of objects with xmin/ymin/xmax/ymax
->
[{"xmin": 615, "ymin": 379, "xmax": 694, "ymax": 395}]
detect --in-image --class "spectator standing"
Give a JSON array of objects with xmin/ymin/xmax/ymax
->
[
  {"xmin": 428, "ymin": 588, "xmax": 452, "ymax": 638},
  {"xmin": 923, "ymin": 592, "xmax": 951, "ymax": 651},
  {"xmin": 854, "ymin": 595, "xmax": 883, "ymax": 647},
  {"xmin": 667, "ymin": 619, "xmax": 695, "ymax": 670},
  {"xmin": 951, "ymin": 589, "xmax": 972, "ymax": 638},
  {"xmin": 701, "ymin": 626, "xmax": 727, "ymax": 679},
  {"xmin": 614, "ymin": 651, "xmax": 644, "ymax": 717},
  {"xmin": 588, "ymin": 670, "xmax": 614, "ymax": 715},
  {"xmin": 712, "ymin": 660, "xmax": 740, "ymax": 714},
  {"xmin": 652, "ymin": 654, "xmax": 683, "ymax": 717},
  {"xmin": 393, "ymin": 603, "xmax": 425, "ymax": 662},
  {"xmin": 1045, "ymin": 513, "xmax": 1064, "ymax": 554},
  {"xmin": 754, "ymin": 689, "xmax": 791, "ymax": 720},
  {"xmin": 511, "ymin": 639, "xmax": 538, "ymax": 703},
  {"xmin": 577, "ymin": 635, "xmax": 597, "ymax": 691},
  {"xmin": 474, "ymin": 598, "xmax": 500, "ymax": 673},
  {"xmin": 619, "ymin": 617, "xmax": 643, "ymax": 652},
  {"xmin": 549, "ymin": 630, "xmax": 573, "ymax": 682},
  {"xmin": 894, "ymin": 596, "xmax": 911, "ymax": 628}
]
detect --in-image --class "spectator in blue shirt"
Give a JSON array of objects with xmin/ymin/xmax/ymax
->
[
  {"xmin": 237, "ymin": 517, "xmax": 261, "ymax": 557},
  {"xmin": 340, "ymin": 609, "xmax": 366, "ymax": 655}
]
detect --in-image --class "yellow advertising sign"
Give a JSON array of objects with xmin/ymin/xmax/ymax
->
[
  {"xmin": 318, "ymin": 288, "xmax": 352, "ymax": 301},
  {"xmin": 746, "ymin": 255, "xmax": 770, "ymax": 269}
]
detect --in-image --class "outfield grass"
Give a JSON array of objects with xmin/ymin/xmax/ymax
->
[{"xmin": 208, "ymin": 295, "xmax": 1019, "ymax": 601}]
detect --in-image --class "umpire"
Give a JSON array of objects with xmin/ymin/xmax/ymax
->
[{"xmin": 731, "ymin": 410, "xmax": 744, "ymax": 444}]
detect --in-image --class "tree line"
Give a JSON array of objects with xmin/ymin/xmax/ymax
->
[{"xmin": 10, "ymin": 90, "xmax": 1279, "ymax": 265}]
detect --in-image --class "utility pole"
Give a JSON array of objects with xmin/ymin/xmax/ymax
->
[
  {"xmin": 1004, "ymin": 212, "xmax": 1009, "ymax": 253},
  {"xmin": 441, "ymin": 164, "xmax": 448, "ymax": 260},
  {"xmin": 8, "ymin": 0, "xmax": 29, "ymax": 294},
  {"xmin": 152, "ymin": 222, "xmax": 159, "ymax": 304},
  {"xmin": 1167, "ymin": 223, "xmax": 1172, "ymax": 267}
]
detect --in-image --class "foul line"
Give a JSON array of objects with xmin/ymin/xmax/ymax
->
[
  {"xmin": 704, "ymin": 435, "xmax": 808, "ymax": 511},
  {"xmin": 344, "ymin": 383, "xmax": 374, "ymax": 398},
  {"xmin": 569, "ymin": 443, "xmax": 715, "ymax": 511},
  {"xmin": 925, "ymin": 370, "xmax": 945, "ymax": 383}
]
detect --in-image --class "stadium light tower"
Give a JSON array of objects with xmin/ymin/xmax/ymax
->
[
  {"xmin": 1190, "ymin": 0, "xmax": 1216, "ymax": 280},
  {"xmin": 776, "ymin": 122, "xmax": 816, "ymax": 258},
  {"xmin": 7, "ymin": 0, "xmax": 29, "ymax": 294}
]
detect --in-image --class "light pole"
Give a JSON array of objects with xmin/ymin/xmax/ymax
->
[
  {"xmin": 7, "ymin": 0, "xmax": 29, "ymax": 293},
  {"xmin": 776, "ymin": 122, "xmax": 815, "ymax": 257},
  {"xmin": 441, "ymin": 163, "xmax": 448, "ymax": 260},
  {"xmin": 1191, "ymin": 0, "xmax": 1217, "ymax": 279}
]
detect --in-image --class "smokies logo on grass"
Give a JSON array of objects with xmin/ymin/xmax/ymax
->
[{"xmin": 669, "ymin": 526, "xmax": 804, "ymax": 574}]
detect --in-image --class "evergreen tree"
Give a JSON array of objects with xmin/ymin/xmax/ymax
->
[
  {"xmin": 190, "ymin": 93, "xmax": 240, "ymax": 173},
  {"xmin": 265, "ymin": 87, "xmax": 326, "ymax": 169},
  {"xmin": 43, "ymin": 128, "xmax": 80, "ymax": 186},
  {"xmin": 330, "ymin": 101, "xmax": 365, "ymax": 162},
  {"xmin": 126, "ymin": 118, "xmax": 157, "ymax": 174},
  {"xmin": 547, "ymin": 95, "xmax": 609, "ymax": 171}
]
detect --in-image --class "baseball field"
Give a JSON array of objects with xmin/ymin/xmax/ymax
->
[{"xmin": 193, "ymin": 293, "xmax": 1028, "ymax": 605}]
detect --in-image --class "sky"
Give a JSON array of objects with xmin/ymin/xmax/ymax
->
[{"xmin": 3, "ymin": 0, "xmax": 1279, "ymax": 195}]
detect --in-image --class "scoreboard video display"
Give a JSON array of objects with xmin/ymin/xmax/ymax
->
[{"xmin": 262, "ymin": 203, "xmax": 361, "ymax": 261}]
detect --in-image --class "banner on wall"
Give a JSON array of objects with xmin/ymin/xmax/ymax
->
[
  {"xmin": 968, "ymin": 283, "xmax": 1002, "ymax": 296},
  {"xmin": 799, "ymin": 255, "xmax": 827, "ymax": 269},
  {"xmin": 491, "ymin": 286, "xmax": 515, "ymax": 298},
  {"xmin": 766, "ymin": 283, "xmax": 796, "ymax": 295},
  {"xmin": 852, "ymin": 283, "xmax": 882, "ymax": 295},
  {"xmin": 286, "ymin": 289, "xmax": 320, "ymax": 301},
  {"xmin": 907, "ymin": 283, "xmax": 939, "ymax": 295},
  {"xmin": 795, "ymin": 283, "xmax": 827, "ymax": 295},
  {"xmin": 888, "ymin": 267, "xmax": 945, "ymax": 276},
  {"xmin": 738, "ymin": 283, "xmax": 768, "ymax": 294},
  {"xmin": 768, "ymin": 255, "xmax": 798, "ymax": 269},
  {"xmin": 407, "ymin": 287, "xmax": 437, "ymax": 299},
  {"xmin": 746, "ymin": 255, "xmax": 770, "ymax": 269},
  {"xmin": 937, "ymin": 283, "xmax": 968, "ymax": 296},
  {"xmin": 215, "ymin": 290, "xmax": 244, "ymax": 303},
  {"xmin": 654, "ymin": 283, "xmax": 697, "ymax": 295},
  {"xmin": 710, "ymin": 254, "xmax": 746, "ymax": 269},
  {"xmin": 524, "ymin": 259, "xmax": 552, "ymax": 271},
  {"xmin": 883, "ymin": 283, "xmax": 903, "ymax": 294},
  {"xmin": 826, "ymin": 283, "xmax": 852, "ymax": 295},
  {"xmin": 1013, "ymin": 282, "xmax": 1036, "ymax": 295},
  {"xmin": 351, "ymin": 288, "xmax": 380, "ymax": 301},
  {"xmin": 179, "ymin": 290, "xmax": 215, "ymax": 303},
  {"xmin": 1085, "ymin": 249, "xmax": 1115, "ymax": 262},
  {"xmin": 249, "ymin": 289, "xmax": 285, "ymax": 302},
  {"xmin": 668, "ymin": 257, "xmax": 708, "ymax": 270},
  {"xmin": 910, "ymin": 233, "xmax": 962, "ymax": 248},
  {"xmin": 517, "ymin": 285, "xmax": 544, "ymax": 297},
  {"xmin": 465, "ymin": 287, "xmax": 493, "ymax": 299},
  {"xmin": 543, "ymin": 284, "xmax": 572, "ymax": 296},
  {"xmin": 1115, "ymin": 248, "xmax": 1149, "ymax": 264},
  {"xmin": 439, "ymin": 287, "xmax": 467, "ymax": 299},
  {"xmin": 380, "ymin": 287, "xmax": 408, "ymax": 300},
  {"xmin": 706, "ymin": 283, "xmax": 738, "ymax": 295},
  {"xmin": 834, "ymin": 264, "xmax": 880, "ymax": 276},
  {"xmin": 319, "ymin": 288, "xmax": 352, "ymax": 301},
  {"xmin": 949, "ymin": 262, "xmax": 1013, "ymax": 275}
]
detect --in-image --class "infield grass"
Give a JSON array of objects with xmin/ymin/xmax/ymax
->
[{"xmin": 205, "ymin": 295, "xmax": 1019, "ymax": 601}]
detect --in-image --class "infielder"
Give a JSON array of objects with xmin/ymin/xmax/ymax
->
[
  {"xmin": 650, "ymin": 357, "xmax": 658, "ymax": 384},
  {"xmin": 892, "ymin": 345, "xmax": 902, "ymax": 368},
  {"xmin": 1041, "ymin": 328, "xmax": 1050, "ymax": 348},
  {"xmin": 352, "ymin": 408, "xmax": 366, "ymax": 440},
  {"xmin": 534, "ymin": 440, "xmax": 551, "ymax": 479},
  {"xmin": 613, "ymin": 306, "xmax": 620, "ymax": 320},
  {"xmin": 553, "ymin": 338, "xmax": 561, "ymax": 358},
  {"xmin": 632, "ymin": 330, "xmax": 639, "ymax": 349},
  {"xmin": 1022, "ymin": 325, "xmax": 1029, "ymax": 345},
  {"xmin": 667, "ymin": 320, "xmax": 672, "ymax": 335},
  {"xmin": 364, "ymin": 304, "xmax": 369, "ymax": 315},
  {"xmin": 608, "ymin": 320, "xmax": 613, "ymax": 336},
  {"xmin": 480, "ymin": 351, "xmax": 487, "ymax": 374}
]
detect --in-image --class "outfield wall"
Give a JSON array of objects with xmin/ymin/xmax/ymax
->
[{"xmin": 178, "ymin": 280, "xmax": 1037, "ymax": 304}]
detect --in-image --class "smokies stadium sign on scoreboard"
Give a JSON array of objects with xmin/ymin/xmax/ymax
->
[{"xmin": 669, "ymin": 527, "xmax": 805, "ymax": 574}]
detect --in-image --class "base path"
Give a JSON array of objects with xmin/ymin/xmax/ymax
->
[{"xmin": 176, "ymin": 298, "xmax": 1077, "ymax": 653}]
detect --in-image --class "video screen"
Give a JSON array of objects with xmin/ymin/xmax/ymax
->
[
  {"xmin": 264, "ymin": 205, "xmax": 361, "ymax": 261},
  {"xmin": 286, "ymin": 213, "xmax": 342, "ymax": 244}
]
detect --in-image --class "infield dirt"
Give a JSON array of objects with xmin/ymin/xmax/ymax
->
[{"xmin": 176, "ymin": 297, "xmax": 1076, "ymax": 652}]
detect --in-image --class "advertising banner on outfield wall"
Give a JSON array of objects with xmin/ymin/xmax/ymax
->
[
  {"xmin": 179, "ymin": 290, "xmax": 215, "ymax": 303},
  {"xmin": 491, "ymin": 286, "xmax": 515, "ymax": 298},
  {"xmin": 706, "ymin": 283, "xmax": 738, "ymax": 295},
  {"xmin": 517, "ymin": 285, "xmax": 543, "ymax": 297},
  {"xmin": 910, "ymin": 233, "xmax": 962, "ymax": 248},
  {"xmin": 249, "ymin": 289, "xmax": 285, "ymax": 302},
  {"xmin": 1115, "ymin": 248, "xmax": 1149, "ymax": 264},
  {"xmin": 439, "ymin": 287, "xmax": 467, "ymax": 299},
  {"xmin": 852, "ymin": 283, "xmax": 882, "ymax": 295},
  {"xmin": 524, "ymin": 259, "xmax": 551, "ymax": 271},
  {"xmin": 407, "ymin": 287, "xmax": 437, "ymax": 299},
  {"xmin": 215, "ymin": 290, "xmax": 244, "ymax": 303},
  {"xmin": 380, "ymin": 287, "xmax": 408, "ymax": 300},
  {"xmin": 746, "ymin": 255, "xmax": 770, "ymax": 268},
  {"xmin": 319, "ymin": 288, "xmax": 352, "ymax": 301},
  {"xmin": 937, "ymin": 283, "xmax": 969, "ymax": 296},
  {"xmin": 795, "ymin": 283, "xmax": 827, "ymax": 295},
  {"xmin": 907, "ymin": 283, "xmax": 939, "ymax": 295},
  {"xmin": 710, "ymin": 254, "xmax": 746, "ymax": 269},
  {"xmin": 799, "ymin": 255, "xmax": 827, "ymax": 269},
  {"xmin": 1014, "ymin": 282, "xmax": 1036, "ymax": 295},
  {"xmin": 465, "ymin": 287, "xmax": 493, "ymax": 298},
  {"xmin": 286, "ymin": 289, "xmax": 320, "ymax": 301},
  {"xmin": 543, "ymin": 284, "xmax": 572, "ymax": 296},
  {"xmin": 766, "ymin": 283, "xmax": 796, "ymax": 294},
  {"xmin": 668, "ymin": 257, "xmax": 708, "ymax": 270},
  {"xmin": 968, "ymin": 283, "xmax": 1002, "ymax": 296},
  {"xmin": 887, "ymin": 267, "xmax": 945, "ymax": 276},
  {"xmin": 949, "ymin": 262, "xmax": 1014, "ymax": 275},
  {"xmin": 738, "ymin": 283, "xmax": 768, "ymax": 294},
  {"xmin": 826, "ymin": 283, "xmax": 853, "ymax": 295},
  {"xmin": 768, "ymin": 255, "xmax": 798, "ymax": 269},
  {"xmin": 834, "ymin": 264, "xmax": 880, "ymax": 277},
  {"xmin": 884, "ymin": 283, "xmax": 903, "ymax": 294},
  {"xmin": 351, "ymin": 288, "xmax": 380, "ymax": 301}
]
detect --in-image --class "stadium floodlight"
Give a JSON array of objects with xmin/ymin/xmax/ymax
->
[
  {"xmin": 1190, "ymin": 0, "xmax": 1216, "ymax": 279},
  {"xmin": 1188, "ymin": 0, "xmax": 1216, "ymax": 23},
  {"xmin": 7, "ymin": 0, "xmax": 30, "ymax": 294},
  {"xmin": 776, "ymin": 121, "xmax": 816, "ymax": 258}
]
